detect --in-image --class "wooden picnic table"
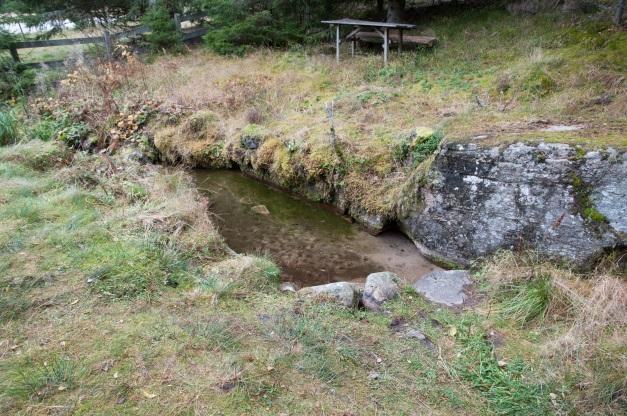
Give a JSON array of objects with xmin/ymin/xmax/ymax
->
[{"xmin": 321, "ymin": 18, "xmax": 417, "ymax": 65}]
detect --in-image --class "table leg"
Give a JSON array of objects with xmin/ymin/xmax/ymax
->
[
  {"xmin": 383, "ymin": 27, "xmax": 389, "ymax": 65},
  {"xmin": 398, "ymin": 29, "xmax": 403, "ymax": 55},
  {"xmin": 351, "ymin": 37, "xmax": 356, "ymax": 57},
  {"xmin": 336, "ymin": 25, "xmax": 340, "ymax": 63}
]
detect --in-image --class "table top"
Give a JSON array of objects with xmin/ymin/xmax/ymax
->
[{"xmin": 321, "ymin": 18, "xmax": 416, "ymax": 29}]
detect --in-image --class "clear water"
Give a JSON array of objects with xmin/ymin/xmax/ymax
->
[{"xmin": 193, "ymin": 170, "xmax": 439, "ymax": 286}]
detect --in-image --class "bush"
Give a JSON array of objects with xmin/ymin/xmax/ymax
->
[
  {"xmin": 142, "ymin": 4, "xmax": 182, "ymax": 52},
  {"xmin": 392, "ymin": 127, "xmax": 442, "ymax": 166},
  {"xmin": 203, "ymin": 0, "xmax": 335, "ymax": 55},
  {"xmin": 57, "ymin": 122, "xmax": 93, "ymax": 149},
  {"xmin": 0, "ymin": 109, "xmax": 18, "ymax": 145},
  {"xmin": 0, "ymin": 57, "xmax": 35, "ymax": 100}
]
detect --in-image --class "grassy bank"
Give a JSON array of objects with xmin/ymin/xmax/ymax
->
[
  {"xmin": 1, "ymin": 140, "xmax": 625, "ymax": 415},
  {"xmin": 26, "ymin": 6, "xmax": 623, "ymax": 219}
]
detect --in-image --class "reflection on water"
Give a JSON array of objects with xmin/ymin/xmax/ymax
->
[{"xmin": 193, "ymin": 170, "xmax": 439, "ymax": 286}]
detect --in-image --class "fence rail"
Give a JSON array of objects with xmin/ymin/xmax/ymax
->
[{"xmin": 6, "ymin": 12, "xmax": 208, "ymax": 65}]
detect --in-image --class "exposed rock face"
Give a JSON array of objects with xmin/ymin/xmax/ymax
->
[
  {"xmin": 413, "ymin": 270, "xmax": 472, "ymax": 307},
  {"xmin": 400, "ymin": 142, "xmax": 625, "ymax": 267},
  {"xmin": 298, "ymin": 282, "xmax": 358, "ymax": 307},
  {"xmin": 362, "ymin": 272, "xmax": 400, "ymax": 311}
]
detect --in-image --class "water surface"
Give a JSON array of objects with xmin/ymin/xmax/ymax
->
[{"xmin": 193, "ymin": 170, "xmax": 439, "ymax": 286}]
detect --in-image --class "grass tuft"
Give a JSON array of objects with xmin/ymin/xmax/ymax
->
[
  {"xmin": 2, "ymin": 356, "xmax": 83, "ymax": 401},
  {"xmin": 0, "ymin": 109, "xmax": 18, "ymax": 146},
  {"xmin": 499, "ymin": 276, "xmax": 555, "ymax": 325}
]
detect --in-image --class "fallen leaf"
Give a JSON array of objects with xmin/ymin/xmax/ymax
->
[
  {"xmin": 141, "ymin": 390, "xmax": 157, "ymax": 399},
  {"xmin": 448, "ymin": 326, "xmax": 457, "ymax": 337}
]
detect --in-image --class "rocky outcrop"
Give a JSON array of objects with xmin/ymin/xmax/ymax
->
[
  {"xmin": 400, "ymin": 142, "xmax": 625, "ymax": 268},
  {"xmin": 156, "ymin": 119, "xmax": 625, "ymax": 268}
]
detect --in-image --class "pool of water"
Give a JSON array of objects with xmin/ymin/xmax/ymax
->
[{"xmin": 193, "ymin": 170, "xmax": 439, "ymax": 286}]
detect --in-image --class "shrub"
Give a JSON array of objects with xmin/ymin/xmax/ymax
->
[
  {"xmin": 0, "ymin": 109, "xmax": 18, "ymax": 145},
  {"xmin": 57, "ymin": 122, "xmax": 93, "ymax": 149},
  {"xmin": 202, "ymin": 0, "xmax": 335, "ymax": 55},
  {"xmin": 392, "ymin": 127, "xmax": 442, "ymax": 166},
  {"xmin": 0, "ymin": 57, "xmax": 35, "ymax": 100},
  {"xmin": 142, "ymin": 4, "xmax": 182, "ymax": 52}
]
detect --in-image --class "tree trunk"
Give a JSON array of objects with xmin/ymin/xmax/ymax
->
[
  {"xmin": 615, "ymin": 0, "xmax": 625, "ymax": 26},
  {"xmin": 387, "ymin": 0, "xmax": 406, "ymax": 23}
]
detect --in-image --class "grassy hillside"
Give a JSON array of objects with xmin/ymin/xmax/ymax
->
[
  {"xmin": 0, "ymin": 141, "xmax": 625, "ymax": 415},
  {"xmin": 1, "ymin": 5, "xmax": 625, "ymax": 415},
  {"xmin": 36, "ymin": 6, "xmax": 625, "ymax": 216}
]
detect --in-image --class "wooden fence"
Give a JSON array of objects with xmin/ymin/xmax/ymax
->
[{"xmin": 7, "ymin": 12, "xmax": 208, "ymax": 67}]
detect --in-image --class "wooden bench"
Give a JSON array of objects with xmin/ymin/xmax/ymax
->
[
  {"xmin": 356, "ymin": 31, "xmax": 437, "ymax": 47},
  {"xmin": 322, "ymin": 19, "xmax": 418, "ymax": 65}
]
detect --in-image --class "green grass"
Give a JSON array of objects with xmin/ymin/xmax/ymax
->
[
  {"xmin": 3, "ymin": 6, "xmax": 627, "ymax": 406},
  {"xmin": 2, "ymin": 356, "xmax": 84, "ymax": 401},
  {"xmin": 500, "ymin": 277, "xmax": 555, "ymax": 325},
  {"xmin": 0, "ymin": 157, "xmax": 620, "ymax": 415},
  {"xmin": 0, "ymin": 109, "xmax": 17, "ymax": 145}
]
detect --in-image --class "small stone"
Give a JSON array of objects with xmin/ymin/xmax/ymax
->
[
  {"xmin": 298, "ymin": 282, "xmax": 358, "ymax": 307},
  {"xmin": 362, "ymin": 272, "xmax": 400, "ymax": 311},
  {"xmin": 280, "ymin": 282, "xmax": 298, "ymax": 293},
  {"xmin": 368, "ymin": 371, "xmax": 380, "ymax": 380},
  {"xmin": 405, "ymin": 329, "xmax": 435, "ymax": 351},
  {"xmin": 251, "ymin": 205, "xmax": 270, "ymax": 215},
  {"xmin": 405, "ymin": 329, "xmax": 426, "ymax": 340},
  {"xmin": 413, "ymin": 270, "xmax": 473, "ymax": 307}
]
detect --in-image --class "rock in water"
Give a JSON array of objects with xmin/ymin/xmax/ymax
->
[
  {"xmin": 362, "ymin": 272, "xmax": 400, "ymax": 311},
  {"xmin": 251, "ymin": 205, "xmax": 270, "ymax": 215},
  {"xmin": 298, "ymin": 282, "xmax": 358, "ymax": 307},
  {"xmin": 413, "ymin": 270, "xmax": 472, "ymax": 307}
]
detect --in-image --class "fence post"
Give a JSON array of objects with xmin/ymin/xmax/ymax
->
[
  {"xmin": 9, "ymin": 45, "xmax": 20, "ymax": 62},
  {"xmin": 174, "ymin": 13, "xmax": 182, "ymax": 34},
  {"xmin": 102, "ymin": 28, "xmax": 112, "ymax": 59}
]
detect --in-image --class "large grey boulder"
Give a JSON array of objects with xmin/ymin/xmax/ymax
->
[
  {"xmin": 362, "ymin": 272, "xmax": 400, "ymax": 311},
  {"xmin": 298, "ymin": 282, "xmax": 358, "ymax": 307},
  {"xmin": 413, "ymin": 270, "xmax": 472, "ymax": 307},
  {"xmin": 399, "ymin": 142, "xmax": 625, "ymax": 268}
]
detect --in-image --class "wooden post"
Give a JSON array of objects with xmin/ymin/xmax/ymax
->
[
  {"xmin": 335, "ymin": 25, "xmax": 340, "ymax": 63},
  {"xmin": 351, "ymin": 36, "xmax": 356, "ymax": 57},
  {"xmin": 383, "ymin": 27, "xmax": 389, "ymax": 65},
  {"xmin": 103, "ymin": 28, "xmax": 112, "ymax": 59},
  {"xmin": 174, "ymin": 13, "xmax": 182, "ymax": 34},
  {"xmin": 398, "ymin": 29, "xmax": 403, "ymax": 54},
  {"xmin": 9, "ymin": 45, "xmax": 20, "ymax": 62}
]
